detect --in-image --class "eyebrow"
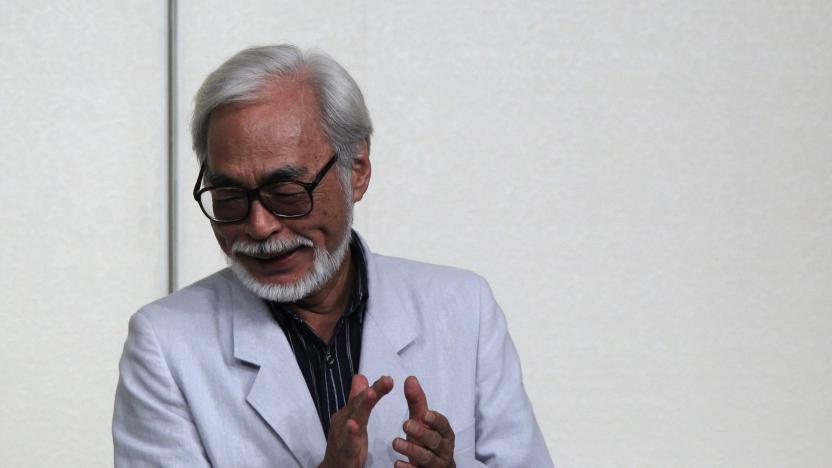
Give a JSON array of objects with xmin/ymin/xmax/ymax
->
[
  {"xmin": 205, "ymin": 165, "xmax": 309, "ymax": 188},
  {"xmin": 262, "ymin": 165, "xmax": 308, "ymax": 185}
]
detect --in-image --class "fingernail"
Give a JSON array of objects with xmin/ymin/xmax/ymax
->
[
  {"xmin": 424, "ymin": 411, "xmax": 435, "ymax": 423},
  {"xmin": 404, "ymin": 420, "xmax": 414, "ymax": 432}
]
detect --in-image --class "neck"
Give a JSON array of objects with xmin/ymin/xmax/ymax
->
[{"xmin": 290, "ymin": 250, "xmax": 353, "ymax": 343}]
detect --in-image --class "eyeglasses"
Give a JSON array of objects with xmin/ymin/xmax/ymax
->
[{"xmin": 193, "ymin": 154, "xmax": 338, "ymax": 223}]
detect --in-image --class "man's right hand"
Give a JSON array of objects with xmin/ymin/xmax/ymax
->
[{"xmin": 318, "ymin": 374, "xmax": 394, "ymax": 468}]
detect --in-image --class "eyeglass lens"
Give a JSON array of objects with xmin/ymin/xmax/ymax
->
[{"xmin": 199, "ymin": 182, "xmax": 312, "ymax": 221}]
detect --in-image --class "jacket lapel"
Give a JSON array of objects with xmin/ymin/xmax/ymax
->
[
  {"xmin": 357, "ymin": 238, "xmax": 420, "ymax": 459},
  {"xmin": 229, "ymin": 274, "xmax": 326, "ymax": 466}
]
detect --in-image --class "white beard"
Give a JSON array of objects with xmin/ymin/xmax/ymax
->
[{"xmin": 227, "ymin": 222, "xmax": 352, "ymax": 303}]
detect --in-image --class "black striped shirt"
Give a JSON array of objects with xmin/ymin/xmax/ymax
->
[{"xmin": 266, "ymin": 234, "xmax": 368, "ymax": 436}]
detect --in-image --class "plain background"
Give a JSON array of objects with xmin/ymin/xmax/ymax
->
[{"xmin": 1, "ymin": 1, "xmax": 831, "ymax": 466}]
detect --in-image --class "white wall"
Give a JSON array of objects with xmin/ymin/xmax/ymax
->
[
  {"xmin": 0, "ymin": 1, "xmax": 167, "ymax": 466},
  {"xmin": 1, "ymin": 1, "xmax": 830, "ymax": 466}
]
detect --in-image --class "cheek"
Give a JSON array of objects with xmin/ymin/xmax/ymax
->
[
  {"xmin": 318, "ymin": 200, "xmax": 349, "ymax": 229},
  {"xmin": 311, "ymin": 189, "xmax": 347, "ymax": 223},
  {"xmin": 298, "ymin": 198, "xmax": 350, "ymax": 244}
]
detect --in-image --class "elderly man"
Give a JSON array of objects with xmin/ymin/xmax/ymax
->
[{"xmin": 113, "ymin": 44, "xmax": 553, "ymax": 468}]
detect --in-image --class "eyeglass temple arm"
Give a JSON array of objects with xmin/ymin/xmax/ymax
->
[
  {"xmin": 193, "ymin": 163, "xmax": 206, "ymax": 199},
  {"xmin": 301, "ymin": 154, "xmax": 339, "ymax": 191}
]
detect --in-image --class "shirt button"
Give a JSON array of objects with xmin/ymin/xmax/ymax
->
[{"xmin": 326, "ymin": 353, "xmax": 335, "ymax": 366}]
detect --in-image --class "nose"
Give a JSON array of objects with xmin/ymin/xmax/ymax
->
[{"xmin": 244, "ymin": 200, "xmax": 284, "ymax": 240}]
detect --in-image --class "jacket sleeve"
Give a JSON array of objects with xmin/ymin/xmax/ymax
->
[
  {"xmin": 112, "ymin": 311, "xmax": 212, "ymax": 468},
  {"xmin": 468, "ymin": 278, "xmax": 555, "ymax": 467}
]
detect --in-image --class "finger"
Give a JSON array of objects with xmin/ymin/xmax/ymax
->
[
  {"xmin": 393, "ymin": 437, "xmax": 439, "ymax": 467},
  {"xmin": 343, "ymin": 374, "xmax": 371, "ymax": 421},
  {"xmin": 370, "ymin": 374, "xmax": 395, "ymax": 399},
  {"xmin": 349, "ymin": 373, "xmax": 369, "ymax": 401},
  {"xmin": 346, "ymin": 418, "xmax": 360, "ymax": 435},
  {"xmin": 338, "ymin": 418, "xmax": 361, "ymax": 457},
  {"xmin": 424, "ymin": 410, "xmax": 454, "ymax": 439},
  {"xmin": 403, "ymin": 419, "xmax": 442, "ymax": 451},
  {"xmin": 394, "ymin": 461, "xmax": 418, "ymax": 468},
  {"xmin": 351, "ymin": 375, "xmax": 394, "ymax": 426},
  {"xmin": 326, "ymin": 415, "xmax": 361, "ymax": 459},
  {"xmin": 404, "ymin": 376, "xmax": 429, "ymax": 419}
]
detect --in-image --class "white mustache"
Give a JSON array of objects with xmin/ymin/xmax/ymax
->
[{"xmin": 230, "ymin": 236, "xmax": 314, "ymax": 259}]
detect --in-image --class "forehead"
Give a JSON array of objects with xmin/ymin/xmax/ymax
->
[{"xmin": 205, "ymin": 78, "xmax": 330, "ymax": 182}]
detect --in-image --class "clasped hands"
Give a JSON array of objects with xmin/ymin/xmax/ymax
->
[{"xmin": 318, "ymin": 375, "xmax": 456, "ymax": 468}]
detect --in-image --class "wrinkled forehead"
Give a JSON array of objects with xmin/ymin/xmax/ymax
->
[{"xmin": 204, "ymin": 80, "xmax": 330, "ymax": 184}]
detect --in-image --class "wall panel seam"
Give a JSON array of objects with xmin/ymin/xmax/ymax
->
[{"xmin": 167, "ymin": 0, "xmax": 178, "ymax": 293}]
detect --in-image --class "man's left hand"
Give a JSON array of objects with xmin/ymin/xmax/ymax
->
[{"xmin": 392, "ymin": 376, "xmax": 456, "ymax": 468}]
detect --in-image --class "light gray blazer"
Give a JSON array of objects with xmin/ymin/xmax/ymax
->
[{"xmin": 113, "ymin": 238, "xmax": 553, "ymax": 467}]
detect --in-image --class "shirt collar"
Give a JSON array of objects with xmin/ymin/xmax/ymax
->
[{"xmin": 345, "ymin": 230, "xmax": 368, "ymax": 320}]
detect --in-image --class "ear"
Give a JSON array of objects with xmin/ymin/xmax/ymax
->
[{"xmin": 350, "ymin": 139, "xmax": 371, "ymax": 203}]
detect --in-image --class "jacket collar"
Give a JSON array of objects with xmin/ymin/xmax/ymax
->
[{"xmin": 357, "ymin": 232, "xmax": 418, "ymax": 355}]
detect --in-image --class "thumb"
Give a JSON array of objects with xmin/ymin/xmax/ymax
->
[{"xmin": 404, "ymin": 375, "xmax": 428, "ymax": 419}]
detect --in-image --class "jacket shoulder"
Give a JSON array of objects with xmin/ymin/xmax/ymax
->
[
  {"xmin": 130, "ymin": 269, "xmax": 236, "ymax": 343},
  {"xmin": 369, "ymin": 253, "xmax": 491, "ymax": 302},
  {"xmin": 373, "ymin": 252, "xmax": 485, "ymax": 281}
]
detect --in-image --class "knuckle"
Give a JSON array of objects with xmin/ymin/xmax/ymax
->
[
  {"xmin": 404, "ymin": 419, "xmax": 420, "ymax": 435},
  {"xmin": 406, "ymin": 445, "xmax": 426, "ymax": 464},
  {"xmin": 417, "ymin": 450, "xmax": 433, "ymax": 465},
  {"xmin": 430, "ymin": 438, "xmax": 442, "ymax": 451}
]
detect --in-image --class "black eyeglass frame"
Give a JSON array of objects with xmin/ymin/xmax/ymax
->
[{"xmin": 192, "ymin": 154, "xmax": 339, "ymax": 223}]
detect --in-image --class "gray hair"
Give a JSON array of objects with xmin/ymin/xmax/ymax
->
[{"xmin": 191, "ymin": 44, "xmax": 372, "ymax": 189}]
